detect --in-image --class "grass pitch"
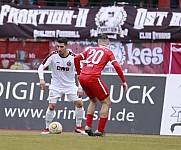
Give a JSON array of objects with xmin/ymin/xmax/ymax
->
[{"xmin": 0, "ymin": 130, "xmax": 181, "ymax": 150}]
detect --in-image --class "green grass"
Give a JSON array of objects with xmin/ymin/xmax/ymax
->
[{"xmin": 0, "ymin": 130, "xmax": 181, "ymax": 150}]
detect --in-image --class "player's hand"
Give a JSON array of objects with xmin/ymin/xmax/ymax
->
[
  {"xmin": 39, "ymin": 79, "xmax": 46, "ymax": 90},
  {"xmin": 77, "ymin": 87, "xmax": 83, "ymax": 98},
  {"xmin": 122, "ymin": 82, "xmax": 128, "ymax": 92}
]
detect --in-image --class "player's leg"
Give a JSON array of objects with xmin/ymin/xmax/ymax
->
[
  {"xmin": 78, "ymin": 75, "xmax": 97, "ymax": 126},
  {"xmin": 94, "ymin": 95, "xmax": 111, "ymax": 137},
  {"xmin": 74, "ymin": 99, "xmax": 84, "ymax": 127},
  {"xmin": 66, "ymin": 87, "xmax": 87, "ymax": 135},
  {"xmin": 74, "ymin": 100, "xmax": 87, "ymax": 135},
  {"xmin": 78, "ymin": 75, "xmax": 98, "ymax": 136},
  {"xmin": 44, "ymin": 103, "xmax": 56, "ymax": 129},
  {"xmin": 41, "ymin": 104, "xmax": 56, "ymax": 134},
  {"xmin": 41, "ymin": 90, "xmax": 60, "ymax": 134},
  {"xmin": 85, "ymin": 98, "xmax": 98, "ymax": 136},
  {"xmin": 86, "ymin": 98, "xmax": 98, "ymax": 127},
  {"xmin": 92, "ymin": 78, "xmax": 110, "ymax": 137}
]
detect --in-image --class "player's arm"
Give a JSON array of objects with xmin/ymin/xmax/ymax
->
[
  {"xmin": 112, "ymin": 60, "xmax": 128, "ymax": 92},
  {"xmin": 75, "ymin": 75, "xmax": 83, "ymax": 98},
  {"xmin": 74, "ymin": 54, "xmax": 84, "ymax": 97},
  {"xmin": 74, "ymin": 53, "xmax": 84, "ymax": 75},
  {"xmin": 38, "ymin": 54, "xmax": 52, "ymax": 90},
  {"xmin": 75, "ymin": 67, "xmax": 83, "ymax": 97},
  {"xmin": 38, "ymin": 64, "xmax": 46, "ymax": 90}
]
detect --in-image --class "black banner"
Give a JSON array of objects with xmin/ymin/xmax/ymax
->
[
  {"xmin": 0, "ymin": 4, "xmax": 181, "ymax": 41},
  {"xmin": 0, "ymin": 70, "xmax": 166, "ymax": 134}
]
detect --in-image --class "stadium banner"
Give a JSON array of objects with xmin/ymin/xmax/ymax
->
[
  {"xmin": 160, "ymin": 74, "xmax": 181, "ymax": 136},
  {"xmin": 0, "ymin": 3, "xmax": 181, "ymax": 41},
  {"xmin": 57, "ymin": 41, "xmax": 165, "ymax": 74},
  {"xmin": 0, "ymin": 70, "xmax": 166, "ymax": 134},
  {"xmin": 0, "ymin": 41, "xmax": 49, "ymax": 70}
]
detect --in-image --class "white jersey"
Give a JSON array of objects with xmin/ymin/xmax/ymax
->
[{"xmin": 38, "ymin": 50, "xmax": 77, "ymax": 91}]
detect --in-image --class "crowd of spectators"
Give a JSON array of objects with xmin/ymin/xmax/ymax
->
[{"xmin": 0, "ymin": 0, "xmax": 180, "ymax": 9}]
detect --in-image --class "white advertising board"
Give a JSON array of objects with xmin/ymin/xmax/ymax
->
[{"xmin": 160, "ymin": 74, "xmax": 181, "ymax": 135}]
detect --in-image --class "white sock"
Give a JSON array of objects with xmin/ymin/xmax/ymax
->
[
  {"xmin": 75, "ymin": 107, "xmax": 84, "ymax": 127},
  {"xmin": 45, "ymin": 107, "xmax": 54, "ymax": 128}
]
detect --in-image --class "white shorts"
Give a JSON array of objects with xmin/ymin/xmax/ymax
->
[{"xmin": 47, "ymin": 86, "xmax": 81, "ymax": 103}]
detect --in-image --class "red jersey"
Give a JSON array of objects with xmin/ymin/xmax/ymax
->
[
  {"xmin": 74, "ymin": 45, "xmax": 126, "ymax": 83},
  {"xmin": 80, "ymin": 46, "xmax": 116, "ymax": 76}
]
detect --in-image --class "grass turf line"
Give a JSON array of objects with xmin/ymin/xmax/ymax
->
[{"xmin": 0, "ymin": 130, "xmax": 181, "ymax": 150}]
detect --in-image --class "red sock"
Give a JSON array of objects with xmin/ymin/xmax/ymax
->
[
  {"xmin": 86, "ymin": 114, "xmax": 93, "ymax": 128},
  {"xmin": 98, "ymin": 117, "xmax": 108, "ymax": 132}
]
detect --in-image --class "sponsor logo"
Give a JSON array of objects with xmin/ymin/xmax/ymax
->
[{"xmin": 57, "ymin": 66, "xmax": 69, "ymax": 71}]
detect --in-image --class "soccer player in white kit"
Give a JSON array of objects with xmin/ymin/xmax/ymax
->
[{"xmin": 38, "ymin": 37, "xmax": 87, "ymax": 135}]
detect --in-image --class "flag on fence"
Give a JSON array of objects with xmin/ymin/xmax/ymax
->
[{"xmin": 164, "ymin": 43, "xmax": 181, "ymax": 74}]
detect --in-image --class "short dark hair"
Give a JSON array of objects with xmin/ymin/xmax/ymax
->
[
  {"xmin": 57, "ymin": 37, "xmax": 67, "ymax": 45},
  {"xmin": 98, "ymin": 34, "xmax": 108, "ymax": 40}
]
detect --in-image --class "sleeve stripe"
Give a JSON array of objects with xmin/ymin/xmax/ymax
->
[
  {"xmin": 42, "ymin": 51, "xmax": 56, "ymax": 65},
  {"xmin": 110, "ymin": 60, "xmax": 117, "ymax": 64},
  {"xmin": 80, "ymin": 53, "xmax": 85, "ymax": 59}
]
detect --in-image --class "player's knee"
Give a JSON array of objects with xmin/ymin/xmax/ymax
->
[
  {"xmin": 101, "ymin": 97, "xmax": 111, "ymax": 107},
  {"xmin": 75, "ymin": 100, "xmax": 83, "ymax": 108},
  {"xmin": 48, "ymin": 104, "xmax": 55, "ymax": 111},
  {"xmin": 106, "ymin": 100, "xmax": 111, "ymax": 106},
  {"xmin": 90, "ymin": 99, "xmax": 98, "ymax": 107}
]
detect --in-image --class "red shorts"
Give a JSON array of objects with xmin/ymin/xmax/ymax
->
[{"xmin": 79, "ymin": 75, "xmax": 109, "ymax": 101}]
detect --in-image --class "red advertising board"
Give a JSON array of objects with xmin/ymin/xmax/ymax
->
[{"xmin": 0, "ymin": 40, "xmax": 49, "ymax": 70}]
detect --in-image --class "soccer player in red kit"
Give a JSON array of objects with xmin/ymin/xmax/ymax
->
[{"xmin": 74, "ymin": 34, "xmax": 128, "ymax": 136}]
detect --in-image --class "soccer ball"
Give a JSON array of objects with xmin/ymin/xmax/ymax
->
[{"xmin": 49, "ymin": 122, "xmax": 63, "ymax": 134}]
